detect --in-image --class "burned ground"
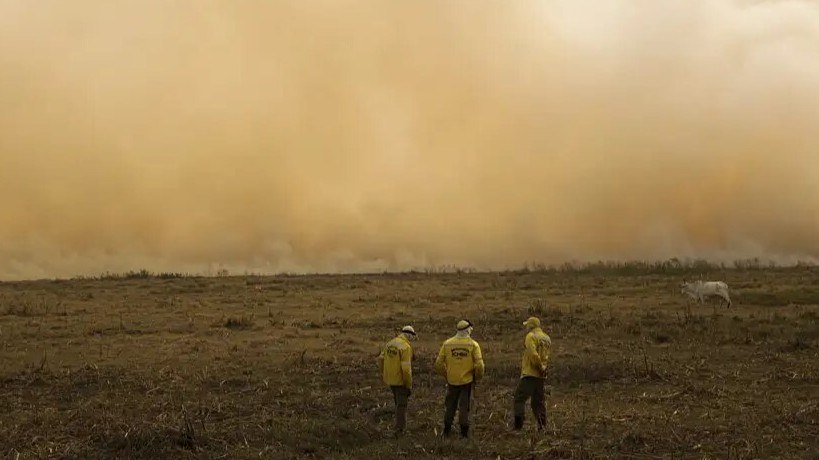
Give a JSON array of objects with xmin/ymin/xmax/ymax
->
[{"xmin": 1, "ymin": 267, "xmax": 817, "ymax": 458}]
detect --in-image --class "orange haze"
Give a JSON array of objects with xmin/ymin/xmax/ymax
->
[{"xmin": 1, "ymin": 1, "xmax": 818, "ymax": 279}]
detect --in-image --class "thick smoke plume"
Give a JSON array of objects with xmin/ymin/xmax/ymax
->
[{"xmin": 1, "ymin": 1, "xmax": 818, "ymax": 279}]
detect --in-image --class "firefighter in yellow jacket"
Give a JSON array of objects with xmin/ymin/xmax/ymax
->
[
  {"xmin": 434, "ymin": 319, "xmax": 485, "ymax": 438},
  {"xmin": 513, "ymin": 316, "xmax": 551, "ymax": 430},
  {"xmin": 378, "ymin": 325, "xmax": 416, "ymax": 435}
]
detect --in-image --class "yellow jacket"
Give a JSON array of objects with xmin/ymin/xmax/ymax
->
[
  {"xmin": 521, "ymin": 327, "xmax": 551, "ymax": 378},
  {"xmin": 435, "ymin": 335, "xmax": 485, "ymax": 385},
  {"xmin": 378, "ymin": 335, "xmax": 413, "ymax": 389}
]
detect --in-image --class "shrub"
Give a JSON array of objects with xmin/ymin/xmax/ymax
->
[{"xmin": 224, "ymin": 315, "xmax": 254, "ymax": 330}]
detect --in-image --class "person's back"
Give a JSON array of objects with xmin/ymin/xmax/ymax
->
[
  {"xmin": 381, "ymin": 334, "xmax": 413, "ymax": 387},
  {"xmin": 434, "ymin": 320, "xmax": 484, "ymax": 438},
  {"xmin": 436, "ymin": 335, "xmax": 484, "ymax": 385},
  {"xmin": 378, "ymin": 326, "xmax": 416, "ymax": 435},
  {"xmin": 521, "ymin": 327, "xmax": 551, "ymax": 378},
  {"xmin": 514, "ymin": 317, "xmax": 551, "ymax": 431}
]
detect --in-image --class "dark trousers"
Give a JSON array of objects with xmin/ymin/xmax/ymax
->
[
  {"xmin": 514, "ymin": 376, "xmax": 546, "ymax": 428},
  {"xmin": 390, "ymin": 386, "xmax": 410, "ymax": 432},
  {"xmin": 444, "ymin": 383, "xmax": 472, "ymax": 428}
]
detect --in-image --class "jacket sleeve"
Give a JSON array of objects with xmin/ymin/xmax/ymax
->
[
  {"xmin": 472, "ymin": 342, "xmax": 485, "ymax": 381},
  {"xmin": 401, "ymin": 346, "xmax": 413, "ymax": 389},
  {"xmin": 525, "ymin": 334, "xmax": 543, "ymax": 371},
  {"xmin": 434, "ymin": 345, "xmax": 447, "ymax": 377}
]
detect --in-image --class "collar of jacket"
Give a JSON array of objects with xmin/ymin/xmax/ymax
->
[
  {"xmin": 455, "ymin": 330, "xmax": 472, "ymax": 338},
  {"xmin": 397, "ymin": 334, "xmax": 412, "ymax": 345},
  {"xmin": 529, "ymin": 327, "xmax": 543, "ymax": 334}
]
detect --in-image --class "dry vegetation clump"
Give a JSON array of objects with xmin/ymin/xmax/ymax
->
[
  {"xmin": 223, "ymin": 314, "xmax": 255, "ymax": 330},
  {"xmin": 73, "ymin": 269, "xmax": 191, "ymax": 281},
  {"xmin": 0, "ymin": 267, "xmax": 817, "ymax": 458}
]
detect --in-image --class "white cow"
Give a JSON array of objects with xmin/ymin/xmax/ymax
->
[{"xmin": 681, "ymin": 281, "xmax": 732, "ymax": 308}]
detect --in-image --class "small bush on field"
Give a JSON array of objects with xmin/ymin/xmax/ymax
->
[
  {"xmin": 526, "ymin": 298, "xmax": 562, "ymax": 321},
  {"xmin": 224, "ymin": 315, "xmax": 254, "ymax": 330},
  {"xmin": 651, "ymin": 330, "xmax": 674, "ymax": 344}
]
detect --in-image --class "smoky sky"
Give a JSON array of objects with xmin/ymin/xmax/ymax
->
[{"xmin": 1, "ymin": 1, "xmax": 818, "ymax": 279}]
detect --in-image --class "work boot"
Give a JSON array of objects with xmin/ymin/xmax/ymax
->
[
  {"xmin": 514, "ymin": 416, "xmax": 524, "ymax": 430},
  {"xmin": 443, "ymin": 424, "xmax": 452, "ymax": 437},
  {"xmin": 460, "ymin": 425, "xmax": 469, "ymax": 438}
]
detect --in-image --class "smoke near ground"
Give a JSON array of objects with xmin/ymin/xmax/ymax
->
[{"xmin": 1, "ymin": 1, "xmax": 817, "ymax": 279}]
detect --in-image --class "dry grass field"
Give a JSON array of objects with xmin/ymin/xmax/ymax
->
[{"xmin": 1, "ymin": 264, "xmax": 817, "ymax": 459}]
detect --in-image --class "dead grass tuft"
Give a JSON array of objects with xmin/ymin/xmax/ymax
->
[{"xmin": 223, "ymin": 315, "xmax": 254, "ymax": 330}]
